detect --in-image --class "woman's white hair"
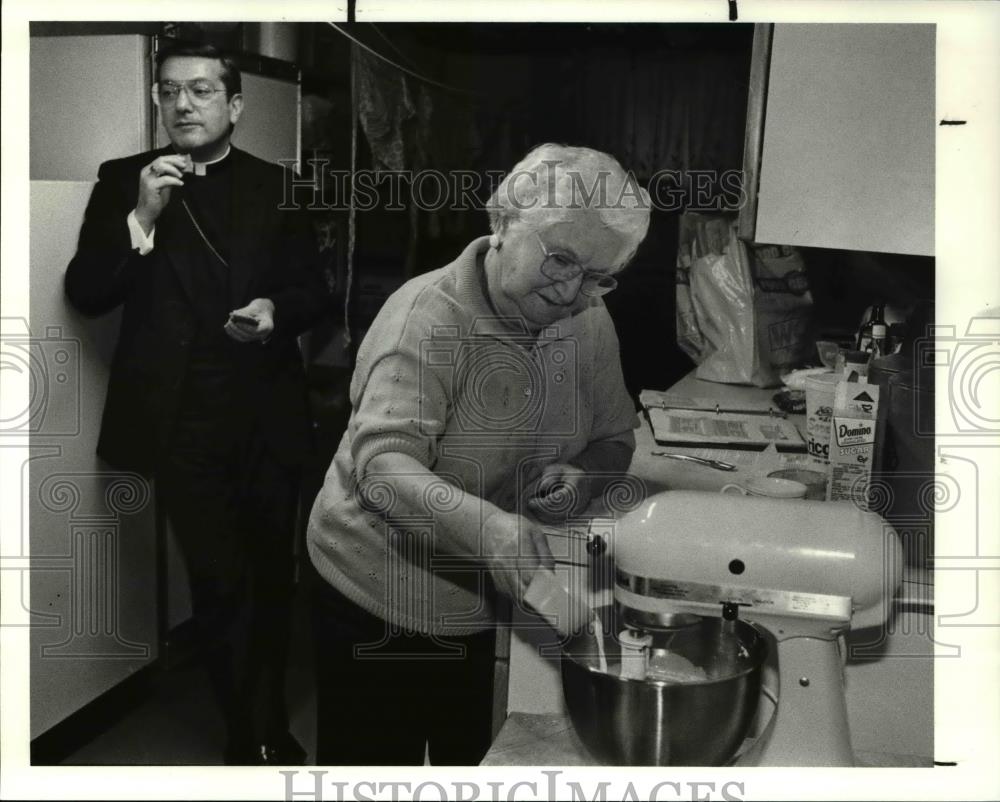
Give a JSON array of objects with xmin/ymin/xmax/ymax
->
[{"xmin": 486, "ymin": 143, "xmax": 651, "ymax": 268}]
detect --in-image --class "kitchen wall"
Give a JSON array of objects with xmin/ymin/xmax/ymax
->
[{"xmin": 28, "ymin": 34, "xmax": 160, "ymax": 739}]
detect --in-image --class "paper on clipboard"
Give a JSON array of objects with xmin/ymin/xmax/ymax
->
[
  {"xmin": 644, "ymin": 406, "xmax": 806, "ymax": 451},
  {"xmin": 639, "ymin": 389, "xmax": 778, "ymax": 416}
]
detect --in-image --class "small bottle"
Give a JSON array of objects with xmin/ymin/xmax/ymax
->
[
  {"xmin": 860, "ymin": 303, "xmax": 887, "ymax": 357},
  {"xmin": 857, "ymin": 303, "xmax": 885, "ymax": 353},
  {"xmin": 869, "ymin": 319, "xmax": 888, "ymax": 358}
]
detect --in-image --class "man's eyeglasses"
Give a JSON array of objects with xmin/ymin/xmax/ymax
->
[
  {"xmin": 535, "ymin": 233, "xmax": 618, "ymax": 297},
  {"xmin": 153, "ymin": 81, "xmax": 228, "ymax": 107}
]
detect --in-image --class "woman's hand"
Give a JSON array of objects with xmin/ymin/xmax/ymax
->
[
  {"xmin": 482, "ymin": 509, "xmax": 555, "ymax": 602},
  {"xmin": 526, "ymin": 463, "xmax": 592, "ymax": 522}
]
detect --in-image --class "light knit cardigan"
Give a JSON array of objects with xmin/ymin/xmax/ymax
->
[{"xmin": 306, "ymin": 236, "xmax": 637, "ymax": 635}]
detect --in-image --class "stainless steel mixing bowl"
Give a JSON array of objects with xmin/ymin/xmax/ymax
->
[{"xmin": 561, "ymin": 610, "xmax": 767, "ymax": 766}]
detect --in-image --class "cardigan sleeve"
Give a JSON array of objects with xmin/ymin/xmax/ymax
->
[
  {"xmin": 350, "ymin": 351, "xmax": 448, "ymax": 480},
  {"xmin": 348, "ymin": 288, "xmax": 451, "ymax": 480}
]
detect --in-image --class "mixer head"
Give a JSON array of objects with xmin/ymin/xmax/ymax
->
[{"xmin": 608, "ymin": 490, "xmax": 903, "ymax": 637}]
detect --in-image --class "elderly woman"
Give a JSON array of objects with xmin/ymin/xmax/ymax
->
[{"xmin": 306, "ymin": 144, "xmax": 650, "ymax": 765}]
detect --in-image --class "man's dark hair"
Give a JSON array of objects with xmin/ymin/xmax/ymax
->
[{"xmin": 155, "ymin": 42, "xmax": 242, "ymax": 97}]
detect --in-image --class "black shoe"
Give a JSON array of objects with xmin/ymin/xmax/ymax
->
[{"xmin": 260, "ymin": 732, "xmax": 308, "ymax": 765}]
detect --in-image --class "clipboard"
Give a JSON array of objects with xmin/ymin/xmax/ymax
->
[{"xmin": 639, "ymin": 390, "xmax": 806, "ymax": 451}]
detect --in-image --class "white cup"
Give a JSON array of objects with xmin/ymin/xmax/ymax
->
[{"xmin": 721, "ymin": 476, "xmax": 808, "ymax": 499}]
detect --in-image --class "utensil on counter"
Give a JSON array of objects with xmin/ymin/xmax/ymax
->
[
  {"xmin": 650, "ymin": 452, "xmax": 737, "ymax": 471},
  {"xmin": 721, "ymin": 476, "xmax": 808, "ymax": 499}
]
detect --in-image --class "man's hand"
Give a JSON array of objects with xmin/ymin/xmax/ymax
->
[
  {"xmin": 482, "ymin": 509, "xmax": 555, "ymax": 603},
  {"xmin": 224, "ymin": 298, "xmax": 275, "ymax": 343},
  {"xmin": 526, "ymin": 463, "xmax": 592, "ymax": 522},
  {"xmin": 134, "ymin": 154, "xmax": 189, "ymax": 233}
]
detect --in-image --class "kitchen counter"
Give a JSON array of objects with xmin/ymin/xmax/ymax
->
[
  {"xmin": 481, "ymin": 713, "xmax": 592, "ymax": 766},
  {"xmin": 627, "ymin": 372, "xmax": 813, "ymax": 495},
  {"xmin": 481, "ymin": 713, "xmax": 932, "ymax": 767},
  {"xmin": 627, "ymin": 372, "xmax": 930, "ymax": 587}
]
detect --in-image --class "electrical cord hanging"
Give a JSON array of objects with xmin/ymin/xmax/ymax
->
[
  {"xmin": 326, "ymin": 22, "xmax": 485, "ymax": 98},
  {"xmin": 343, "ymin": 47, "xmax": 358, "ymax": 350},
  {"xmin": 369, "ymin": 23, "xmax": 422, "ymax": 72},
  {"xmin": 331, "ymin": 20, "xmax": 516, "ymax": 353},
  {"xmin": 182, "ymin": 199, "xmax": 229, "ymax": 268}
]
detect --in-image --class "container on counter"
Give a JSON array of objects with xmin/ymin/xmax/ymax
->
[
  {"xmin": 868, "ymin": 351, "xmax": 935, "ymax": 565},
  {"xmin": 767, "ymin": 467, "xmax": 828, "ymax": 500},
  {"xmin": 827, "ymin": 381, "xmax": 880, "ymax": 508},
  {"xmin": 805, "ymin": 371, "xmax": 842, "ymax": 467}
]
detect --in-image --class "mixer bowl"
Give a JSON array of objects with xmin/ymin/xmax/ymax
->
[{"xmin": 561, "ymin": 611, "xmax": 767, "ymax": 766}]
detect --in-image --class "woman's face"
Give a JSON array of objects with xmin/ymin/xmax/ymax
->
[{"xmin": 487, "ymin": 215, "xmax": 625, "ymax": 330}]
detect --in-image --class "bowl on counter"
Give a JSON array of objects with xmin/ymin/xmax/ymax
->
[{"xmin": 561, "ymin": 608, "xmax": 767, "ymax": 766}]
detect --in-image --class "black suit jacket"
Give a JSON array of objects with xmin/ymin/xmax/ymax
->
[{"xmin": 65, "ymin": 146, "xmax": 330, "ymax": 475}]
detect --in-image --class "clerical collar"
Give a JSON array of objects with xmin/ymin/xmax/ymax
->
[{"xmin": 181, "ymin": 145, "xmax": 232, "ymax": 176}]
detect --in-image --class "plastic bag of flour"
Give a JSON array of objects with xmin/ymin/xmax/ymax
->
[{"xmin": 675, "ymin": 214, "xmax": 813, "ymax": 388}]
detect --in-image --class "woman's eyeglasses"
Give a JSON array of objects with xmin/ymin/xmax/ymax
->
[
  {"xmin": 153, "ymin": 81, "xmax": 228, "ymax": 107},
  {"xmin": 535, "ymin": 233, "xmax": 618, "ymax": 297}
]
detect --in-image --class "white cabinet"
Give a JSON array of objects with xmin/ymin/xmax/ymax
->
[{"xmin": 742, "ymin": 24, "xmax": 935, "ymax": 256}]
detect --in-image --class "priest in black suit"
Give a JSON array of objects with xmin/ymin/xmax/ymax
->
[{"xmin": 64, "ymin": 42, "xmax": 329, "ymax": 764}]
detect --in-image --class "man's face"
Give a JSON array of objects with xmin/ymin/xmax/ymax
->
[{"xmin": 157, "ymin": 56, "xmax": 242, "ymax": 160}]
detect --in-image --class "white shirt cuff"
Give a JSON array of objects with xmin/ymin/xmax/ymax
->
[{"xmin": 126, "ymin": 210, "xmax": 155, "ymax": 255}]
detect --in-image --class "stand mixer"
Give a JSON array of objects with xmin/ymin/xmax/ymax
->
[{"xmin": 563, "ymin": 490, "xmax": 902, "ymax": 766}]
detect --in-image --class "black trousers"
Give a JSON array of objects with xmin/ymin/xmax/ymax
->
[
  {"xmin": 306, "ymin": 559, "xmax": 496, "ymax": 766},
  {"xmin": 157, "ymin": 409, "xmax": 299, "ymax": 752}
]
